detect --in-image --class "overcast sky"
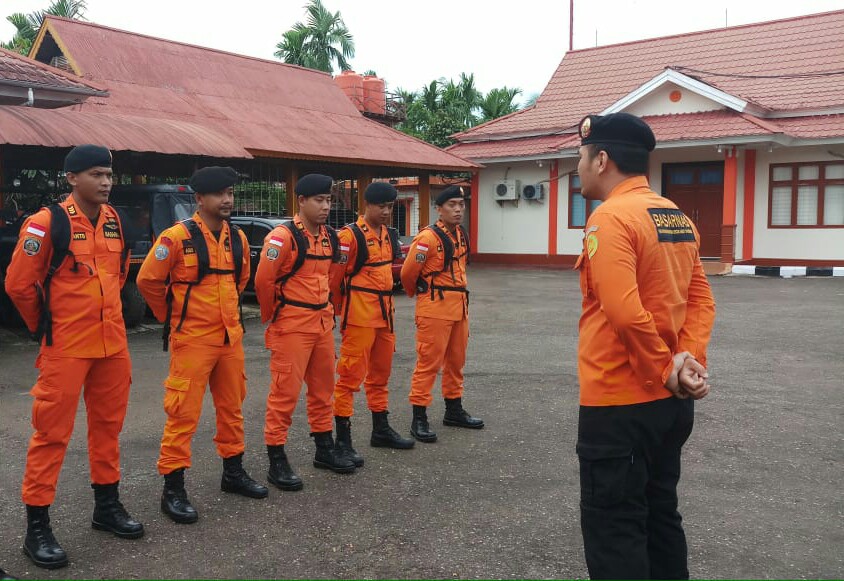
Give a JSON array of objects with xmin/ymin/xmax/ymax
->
[{"xmin": 2, "ymin": 0, "xmax": 842, "ymax": 103}]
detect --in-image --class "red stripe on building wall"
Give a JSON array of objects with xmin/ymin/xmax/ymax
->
[
  {"xmin": 721, "ymin": 147, "xmax": 738, "ymax": 263},
  {"xmin": 742, "ymin": 149, "xmax": 756, "ymax": 260},
  {"xmin": 548, "ymin": 160, "xmax": 559, "ymax": 256},
  {"xmin": 470, "ymin": 171, "xmax": 479, "ymax": 252}
]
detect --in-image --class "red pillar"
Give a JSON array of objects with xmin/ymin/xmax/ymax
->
[
  {"xmin": 548, "ymin": 160, "xmax": 559, "ymax": 256},
  {"xmin": 418, "ymin": 173, "xmax": 430, "ymax": 230},
  {"xmin": 470, "ymin": 171, "xmax": 479, "ymax": 255},
  {"xmin": 742, "ymin": 149, "xmax": 756, "ymax": 261},
  {"xmin": 721, "ymin": 147, "xmax": 738, "ymax": 263}
]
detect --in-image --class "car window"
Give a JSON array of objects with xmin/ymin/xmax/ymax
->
[{"xmin": 250, "ymin": 224, "xmax": 271, "ymax": 247}]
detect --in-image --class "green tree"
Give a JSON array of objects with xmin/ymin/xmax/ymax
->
[
  {"xmin": 274, "ymin": 0, "xmax": 354, "ymax": 74},
  {"xmin": 1, "ymin": 0, "xmax": 87, "ymax": 55},
  {"xmin": 479, "ymin": 86, "xmax": 522, "ymax": 123},
  {"xmin": 396, "ymin": 74, "xmax": 525, "ymax": 148}
]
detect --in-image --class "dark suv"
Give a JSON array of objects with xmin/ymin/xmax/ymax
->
[{"xmin": 0, "ymin": 184, "xmax": 197, "ymax": 328}]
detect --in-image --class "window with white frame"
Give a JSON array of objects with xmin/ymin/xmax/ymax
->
[{"xmin": 769, "ymin": 162, "xmax": 844, "ymax": 227}]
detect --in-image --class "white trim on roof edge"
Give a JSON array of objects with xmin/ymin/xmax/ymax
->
[{"xmin": 600, "ymin": 69, "xmax": 759, "ymax": 117}]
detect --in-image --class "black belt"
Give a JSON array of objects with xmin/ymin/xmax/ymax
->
[{"xmin": 341, "ymin": 284, "xmax": 394, "ymax": 331}]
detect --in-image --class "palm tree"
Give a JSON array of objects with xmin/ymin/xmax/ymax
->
[
  {"xmin": 274, "ymin": 0, "xmax": 355, "ymax": 74},
  {"xmin": 1, "ymin": 0, "xmax": 87, "ymax": 55},
  {"xmin": 479, "ymin": 87, "xmax": 523, "ymax": 123}
]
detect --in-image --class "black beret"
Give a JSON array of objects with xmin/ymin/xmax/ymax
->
[
  {"xmin": 295, "ymin": 174, "xmax": 334, "ymax": 197},
  {"xmin": 189, "ymin": 166, "xmax": 238, "ymax": 194},
  {"xmin": 364, "ymin": 182, "xmax": 398, "ymax": 204},
  {"xmin": 64, "ymin": 144, "xmax": 112, "ymax": 173},
  {"xmin": 579, "ymin": 113, "xmax": 656, "ymax": 151},
  {"xmin": 435, "ymin": 185, "xmax": 465, "ymax": 206}
]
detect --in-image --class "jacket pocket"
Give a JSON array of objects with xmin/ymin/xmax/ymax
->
[{"xmin": 576, "ymin": 443, "xmax": 634, "ymax": 507}]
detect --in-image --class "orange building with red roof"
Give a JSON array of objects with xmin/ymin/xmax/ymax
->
[{"xmin": 449, "ymin": 10, "xmax": 844, "ymax": 271}]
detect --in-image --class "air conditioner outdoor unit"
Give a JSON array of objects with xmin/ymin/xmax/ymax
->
[
  {"xmin": 493, "ymin": 180, "xmax": 520, "ymax": 201},
  {"xmin": 522, "ymin": 183, "xmax": 545, "ymax": 201}
]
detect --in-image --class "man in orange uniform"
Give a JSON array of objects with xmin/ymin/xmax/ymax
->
[
  {"xmin": 256, "ymin": 173, "xmax": 355, "ymax": 491},
  {"xmin": 5, "ymin": 145, "xmax": 143, "ymax": 570},
  {"xmin": 574, "ymin": 113, "xmax": 715, "ymax": 579},
  {"xmin": 137, "ymin": 166, "xmax": 267, "ymax": 524},
  {"xmin": 329, "ymin": 182, "xmax": 415, "ymax": 466},
  {"xmin": 400, "ymin": 185, "xmax": 484, "ymax": 443}
]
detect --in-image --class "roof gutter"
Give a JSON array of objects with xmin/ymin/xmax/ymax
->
[{"xmin": 0, "ymin": 77, "xmax": 108, "ymax": 97}]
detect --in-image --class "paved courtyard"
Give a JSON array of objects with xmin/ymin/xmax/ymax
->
[{"xmin": 0, "ymin": 267, "xmax": 842, "ymax": 579}]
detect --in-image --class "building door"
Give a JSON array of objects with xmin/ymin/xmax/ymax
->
[{"xmin": 663, "ymin": 163, "xmax": 724, "ymax": 258}]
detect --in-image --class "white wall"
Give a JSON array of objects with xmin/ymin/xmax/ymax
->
[
  {"xmin": 624, "ymin": 83, "xmax": 725, "ymax": 117},
  {"xmin": 477, "ymin": 161, "xmax": 552, "ymax": 254},
  {"xmin": 753, "ymin": 146, "xmax": 844, "ymax": 261}
]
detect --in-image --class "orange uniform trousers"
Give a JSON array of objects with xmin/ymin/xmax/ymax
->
[
  {"xmin": 265, "ymin": 329, "xmax": 335, "ymax": 445},
  {"xmin": 158, "ymin": 339, "xmax": 247, "ymax": 475},
  {"xmin": 22, "ymin": 350, "xmax": 131, "ymax": 506},
  {"xmin": 409, "ymin": 316, "xmax": 469, "ymax": 407},
  {"xmin": 334, "ymin": 325, "xmax": 395, "ymax": 417}
]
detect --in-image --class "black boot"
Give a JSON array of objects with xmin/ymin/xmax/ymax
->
[
  {"xmin": 161, "ymin": 468, "xmax": 198, "ymax": 524},
  {"xmin": 371, "ymin": 411, "xmax": 415, "ymax": 449},
  {"xmin": 0, "ymin": 567, "xmax": 17, "ymax": 580},
  {"xmin": 221, "ymin": 453, "xmax": 269, "ymax": 499},
  {"xmin": 22, "ymin": 505, "xmax": 67, "ymax": 570},
  {"xmin": 312, "ymin": 431, "xmax": 356, "ymax": 474},
  {"xmin": 91, "ymin": 482, "xmax": 144, "ymax": 539},
  {"xmin": 335, "ymin": 416, "xmax": 364, "ymax": 467},
  {"xmin": 410, "ymin": 405, "xmax": 437, "ymax": 443},
  {"xmin": 443, "ymin": 397, "xmax": 485, "ymax": 428},
  {"xmin": 267, "ymin": 445, "xmax": 303, "ymax": 491}
]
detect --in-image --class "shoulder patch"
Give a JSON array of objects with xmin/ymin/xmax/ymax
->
[
  {"xmin": 25, "ymin": 223, "xmax": 47, "ymax": 238},
  {"xmin": 266, "ymin": 247, "xmax": 280, "ymax": 261},
  {"xmin": 648, "ymin": 208, "xmax": 695, "ymax": 243},
  {"xmin": 67, "ymin": 204, "xmax": 77, "ymax": 216},
  {"xmin": 415, "ymin": 252, "xmax": 427, "ymax": 263},
  {"xmin": 23, "ymin": 237, "xmax": 42, "ymax": 256},
  {"xmin": 154, "ymin": 244, "xmax": 170, "ymax": 260},
  {"xmin": 586, "ymin": 233, "xmax": 598, "ymax": 259}
]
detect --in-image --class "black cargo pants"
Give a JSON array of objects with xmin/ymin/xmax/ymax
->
[{"xmin": 577, "ymin": 396, "xmax": 695, "ymax": 580}]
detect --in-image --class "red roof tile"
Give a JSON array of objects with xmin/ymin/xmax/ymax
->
[
  {"xmin": 0, "ymin": 46, "xmax": 105, "ymax": 95},
  {"xmin": 38, "ymin": 17, "xmax": 476, "ymax": 171},
  {"xmin": 773, "ymin": 114, "xmax": 844, "ymax": 139},
  {"xmin": 457, "ymin": 10, "xmax": 844, "ymax": 141},
  {"xmin": 446, "ymin": 135, "xmax": 569, "ymax": 160},
  {"xmin": 450, "ymin": 111, "xmax": 782, "ymax": 160}
]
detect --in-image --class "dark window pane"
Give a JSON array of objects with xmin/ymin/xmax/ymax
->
[
  {"xmin": 669, "ymin": 169, "xmax": 694, "ymax": 185},
  {"xmin": 700, "ymin": 168, "xmax": 724, "ymax": 184}
]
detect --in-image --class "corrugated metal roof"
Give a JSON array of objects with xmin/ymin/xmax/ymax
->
[
  {"xmin": 39, "ymin": 17, "xmax": 477, "ymax": 172},
  {"xmin": 0, "ymin": 46, "xmax": 106, "ymax": 95},
  {"xmin": 0, "ymin": 105, "xmax": 251, "ymax": 158}
]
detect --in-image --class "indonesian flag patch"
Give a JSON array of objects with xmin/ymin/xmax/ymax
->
[
  {"xmin": 340, "ymin": 244, "xmax": 350, "ymax": 252},
  {"xmin": 269, "ymin": 236, "xmax": 284, "ymax": 248},
  {"xmin": 26, "ymin": 223, "xmax": 47, "ymax": 238},
  {"xmin": 417, "ymin": 243, "xmax": 429, "ymax": 252}
]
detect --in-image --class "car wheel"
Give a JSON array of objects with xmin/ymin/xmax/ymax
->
[{"xmin": 121, "ymin": 280, "xmax": 147, "ymax": 328}]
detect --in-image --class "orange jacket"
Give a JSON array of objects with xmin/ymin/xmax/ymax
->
[
  {"xmin": 576, "ymin": 176, "xmax": 716, "ymax": 407},
  {"xmin": 400, "ymin": 220, "xmax": 469, "ymax": 321},
  {"xmin": 136, "ymin": 213, "xmax": 249, "ymax": 346},
  {"xmin": 329, "ymin": 217, "xmax": 394, "ymax": 329},
  {"xmin": 255, "ymin": 216, "xmax": 335, "ymax": 336},
  {"xmin": 4, "ymin": 195, "xmax": 129, "ymax": 357}
]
